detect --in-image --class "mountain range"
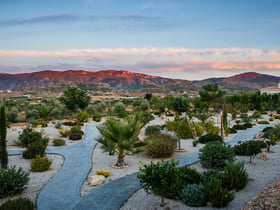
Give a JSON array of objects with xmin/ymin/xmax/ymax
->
[{"xmin": 0, "ymin": 70, "xmax": 279, "ymax": 93}]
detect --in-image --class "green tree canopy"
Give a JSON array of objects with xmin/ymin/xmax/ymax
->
[{"xmin": 59, "ymin": 87, "xmax": 91, "ymax": 111}]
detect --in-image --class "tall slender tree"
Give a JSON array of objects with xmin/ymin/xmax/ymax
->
[{"xmin": 0, "ymin": 105, "xmax": 8, "ymax": 168}]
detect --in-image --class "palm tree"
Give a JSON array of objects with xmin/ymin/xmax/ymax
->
[{"xmin": 97, "ymin": 117, "xmax": 145, "ymax": 167}]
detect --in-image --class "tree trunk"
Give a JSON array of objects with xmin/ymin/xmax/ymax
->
[{"xmin": 115, "ymin": 153, "xmax": 127, "ymax": 167}]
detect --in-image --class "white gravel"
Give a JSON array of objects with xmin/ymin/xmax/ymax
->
[{"xmin": 0, "ymin": 154, "xmax": 64, "ymax": 205}]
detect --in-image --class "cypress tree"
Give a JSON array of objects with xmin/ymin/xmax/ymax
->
[{"xmin": 0, "ymin": 104, "xmax": 8, "ymax": 168}]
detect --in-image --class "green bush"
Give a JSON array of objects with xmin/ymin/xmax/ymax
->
[
  {"xmin": 258, "ymin": 120, "xmax": 269, "ymax": 124},
  {"xmin": 198, "ymin": 134, "xmax": 223, "ymax": 144},
  {"xmin": 53, "ymin": 138, "xmax": 66, "ymax": 146},
  {"xmin": 55, "ymin": 122, "xmax": 62, "ymax": 129},
  {"xmin": 0, "ymin": 197, "xmax": 35, "ymax": 210},
  {"xmin": 176, "ymin": 118, "xmax": 196, "ymax": 139},
  {"xmin": 137, "ymin": 160, "xmax": 182, "ymax": 205},
  {"xmin": 69, "ymin": 125, "xmax": 84, "ymax": 140},
  {"xmin": 180, "ymin": 184, "xmax": 206, "ymax": 207},
  {"xmin": 165, "ymin": 120, "xmax": 179, "ymax": 131},
  {"xmin": 31, "ymin": 155, "xmax": 52, "ymax": 172},
  {"xmin": 232, "ymin": 124, "xmax": 247, "ymax": 130},
  {"xmin": 178, "ymin": 166, "xmax": 201, "ymax": 185},
  {"xmin": 204, "ymin": 178, "xmax": 235, "ymax": 208},
  {"xmin": 75, "ymin": 111, "xmax": 89, "ymax": 123},
  {"xmin": 243, "ymin": 123, "xmax": 253, "ymax": 128},
  {"xmin": 145, "ymin": 125, "xmax": 161, "ymax": 136},
  {"xmin": 0, "ymin": 166, "xmax": 29, "ymax": 198},
  {"xmin": 194, "ymin": 123, "xmax": 204, "ymax": 137},
  {"xmin": 17, "ymin": 127, "xmax": 48, "ymax": 147},
  {"xmin": 229, "ymin": 127, "xmax": 237, "ymax": 134},
  {"xmin": 233, "ymin": 141, "xmax": 262, "ymax": 163},
  {"xmin": 262, "ymin": 126, "xmax": 273, "ymax": 133},
  {"xmin": 23, "ymin": 140, "xmax": 47, "ymax": 159},
  {"xmin": 63, "ymin": 121, "xmax": 77, "ymax": 126},
  {"xmin": 58, "ymin": 128, "xmax": 71, "ymax": 137},
  {"xmin": 221, "ymin": 161, "xmax": 248, "ymax": 191},
  {"xmin": 199, "ymin": 141, "xmax": 235, "ymax": 170},
  {"xmin": 96, "ymin": 169, "xmax": 111, "ymax": 177},
  {"xmin": 203, "ymin": 121, "xmax": 219, "ymax": 135},
  {"xmin": 145, "ymin": 134, "xmax": 177, "ymax": 158}
]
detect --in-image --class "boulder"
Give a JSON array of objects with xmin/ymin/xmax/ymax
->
[{"xmin": 88, "ymin": 175, "xmax": 105, "ymax": 186}]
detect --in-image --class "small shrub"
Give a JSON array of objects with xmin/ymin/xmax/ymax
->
[
  {"xmin": 180, "ymin": 184, "xmax": 206, "ymax": 207},
  {"xmin": 198, "ymin": 134, "xmax": 223, "ymax": 144},
  {"xmin": 243, "ymin": 123, "xmax": 253, "ymax": 128},
  {"xmin": 229, "ymin": 127, "xmax": 237, "ymax": 134},
  {"xmin": 0, "ymin": 166, "xmax": 29, "ymax": 198},
  {"xmin": 176, "ymin": 118, "xmax": 196, "ymax": 139},
  {"xmin": 30, "ymin": 155, "xmax": 52, "ymax": 172},
  {"xmin": 258, "ymin": 120, "xmax": 269, "ymax": 124},
  {"xmin": 232, "ymin": 124, "xmax": 247, "ymax": 130},
  {"xmin": 203, "ymin": 121, "xmax": 219, "ymax": 135},
  {"xmin": 96, "ymin": 169, "xmax": 111, "ymax": 177},
  {"xmin": 55, "ymin": 121, "xmax": 62, "ymax": 129},
  {"xmin": 137, "ymin": 160, "xmax": 181, "ymax": 206},
  {"xmin": 63, "ymin": 121, "xmax": 77, "ymax": 126},
  {"xmin": 53, "ymin": 138, "xmax": 66, "ymax": 146},
  {"xmin": 59, "ymin": 128, "xmax": 71, "ymax": 137},
  {"xmin": 269, "ymin": 116, "xmax": 274, "ymax": 121},
  {"xmin": 193, "ymin": 140, "xmax": 199, "ymax": 147},
  {"xmin": 221, "ymin": 161, "xmax": 248, "ymax": 191},
  {"xmin": 233, "ymin": 141, "xmax": 262, "ymax": 163},
  {"xmin": 23, "ymin": 141, "xmax": 47, "ymax": 159},
  {"xmin": 194, "ymin": 123, "xmax": 204, "ymax": 137},
  {"xmin": 0, "ymin": 197, "xmax": 35, "ymax": 210},
  {"xmin": 17, "ymin": 126, "xmax": 46, "ymax": 147},
  {"xmin": 199, "ymin": 141, "xmax": 235, "ymax": 170},
  {"xmin": 204, "ymin": 178, "xmax": 235, "ymax": 208},
  {"xmin": 69, "ymin": 125, "xmax": 84, "ymax": 140},
  {"xmin": 75, "ymin": 111, "xmax": 89, "ymax": 123},
  {"xmin": 145, "ymin": 125, "xmax": 161, "ymax": 136},
  {"xmin": 262, "ymin": 126, "xmax": 273, "ymax": 133},
  {"xmin": 145, "ymin": 134, "xmax": 177, "ymax": 158},
  {"xmin": 166, "ymin": 120, "xmax": 179, "ymax": 131}
]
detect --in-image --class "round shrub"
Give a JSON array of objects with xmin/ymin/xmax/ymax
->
[
  {"xmin": 17, "ymin": 127, "xmax": 48, "ymax": 147},
  {"xmin": 0, "ymin": 166, "xmax": 29, "ymax": 198},
  {"xmin": 53, "ymin": 138, "xmax": 66, "ymax": 146},
  {"xmin": 199, "ymin": 141, "xmax": 235, "ymax": 170},
  {"xmin": 23, "ymin": 141, "xmax": 47, "ymax": 159},
  {"xmin": 262, "ymin": 126, "xmax": 274, "ymax": 133},
  {"xmin": 180, "ymin": 184, "xmax": 206, "ymax": 207},
  {"xmin": 258, "ymin": 120, "xmax": 269, "ymax": 124},
  {"xmin": 0, "ymin": 197, "xmax": 35, "ymax": 210},
  {"xmin": 145, "ymin": 133, "xmax": 177, "ymax": 158},
  {"xmin": 233, "ymin": 141, "xmax": 263, "ymax": 156},
  {"xmin": 69, "ymin": 125, "xmax": 84, "ymax": 140},
  {"xmin": 229, "ymin": 127, "xmax": 237, "ymax": 134},
  {"xmin": 201, "ymin": 169, "xmax": 223, "ymax": 183},
  {"xmin": 30, "ymin": 156, "xmax": 52, "ymax": 172},
  {"xmin": 198, "ymin": 134, "xmax": 223, "ymax": 144},
  {"xmin": 232, "ymin": 124, "xmax": 247, "ymax": 130},
  {"xmin": 96, "ymin": 169, "xmax": 111, "ymax": 177},
  {"xmin": 145, "ymin": 125, "xmax": 161, "ymax": 136},
  {"xmin": 243, "ymin": 123, "xmax": 253, "ymax": 128}
]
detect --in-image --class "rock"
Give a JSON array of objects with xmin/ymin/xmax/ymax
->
[{"xmin": 88, "ymin": 175, "xmax": 105, "ymax": 186}]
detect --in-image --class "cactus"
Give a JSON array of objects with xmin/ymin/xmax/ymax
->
[{"xmin": 0, "ymin": 105, "xmax": 8, "ymax": 169}]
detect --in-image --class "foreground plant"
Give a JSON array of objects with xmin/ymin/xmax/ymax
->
[{"xmin": 97, "ymin": 117, "xmax": 145, "ymax": 167}]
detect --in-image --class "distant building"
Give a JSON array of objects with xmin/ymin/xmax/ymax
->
[{"xmin": 260, "ymin": 81, "xmax": 280, "ymax": 94}]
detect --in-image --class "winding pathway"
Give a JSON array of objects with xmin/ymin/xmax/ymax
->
[{"xmin": 36, "ymin": 123, "xmax": 99, "ymax": 210}]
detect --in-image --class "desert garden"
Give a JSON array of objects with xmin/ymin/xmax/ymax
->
[{"xmin": 1, "ymin": 85, "xmax": 280, "ymax": 209}]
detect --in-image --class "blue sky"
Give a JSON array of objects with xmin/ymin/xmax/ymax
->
[{"xmin": 0, "ymin": 0, "xmax": 279, "ymax": 80}]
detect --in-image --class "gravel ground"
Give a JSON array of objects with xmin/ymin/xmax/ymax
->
[
  {"xmin": 0, "ymin": 154, "xmax": 64, "ymax": 206},
  {"xmin": 120, "ymin": 143, "xmax": 280, "ymax": 210}
]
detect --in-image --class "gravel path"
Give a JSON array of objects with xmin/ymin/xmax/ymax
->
[{"xmin": 36, "ymin": 123, "xmax": 99, "ymax": 210}]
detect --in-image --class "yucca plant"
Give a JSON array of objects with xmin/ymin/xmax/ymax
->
[{"xmin": 221, "ymin": 161, "xmax": 248, "ymax": 191}]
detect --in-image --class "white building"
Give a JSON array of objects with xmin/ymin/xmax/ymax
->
[{"xmin": 260, "ymin": 81, "xmax": 280, "ymax": 94}]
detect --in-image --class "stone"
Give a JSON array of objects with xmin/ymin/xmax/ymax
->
[{"xmin": 88, "ymin": 175, "xmax": 105, "ymax": 186}]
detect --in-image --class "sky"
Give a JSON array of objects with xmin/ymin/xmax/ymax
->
[{"xmin": 0, "ymin": 0, "xmax": 280, "ymax": 80}]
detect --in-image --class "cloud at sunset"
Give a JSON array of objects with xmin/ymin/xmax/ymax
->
[{"xmin": 0, "ymin": 48, "xmax": 279, "ymax": 80}]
